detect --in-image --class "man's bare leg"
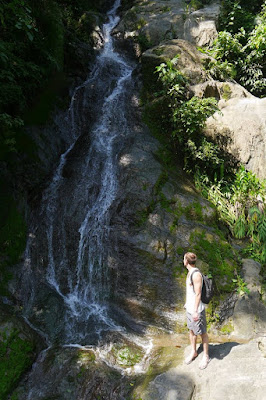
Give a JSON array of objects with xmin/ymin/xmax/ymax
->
[
  {"xmin": 201, "ymin": 332, "xmax": 209, "ymax": 358},
  {"xmin": 199, "ymin": 332, "xmax": 210, "ymax": 369},
  {"xmin": 185, "ymin": 330, "xmax": 198, "ymax": 364}
]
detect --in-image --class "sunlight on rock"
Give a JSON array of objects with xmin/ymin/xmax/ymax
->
[
  {"xmin": 148, "ymin": 213, "xmax": 161, "ymax": 226},
  {"xmin": 119, "ymin": 154, "xmax": 133, "ymax": 166}
]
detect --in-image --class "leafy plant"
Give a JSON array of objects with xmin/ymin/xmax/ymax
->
[
  {"xmin": 204, "ymin": 2, "xmax": 266, "ymax": 96},
  {"xmin": 153, "ymin": 57, "xmax": 221, "ymax": 176},
  {"xmin": 114, "ymin": 347, "xmax": 142, "ymax": 367},
  {"xmin": 232, "ymin": 274, "xmax": 250, "ymax": 296},
  {"xmin": 219, "ymin": 0, "xmax": 256, "ymax": 34},
  {"xmin": 195, "ymin": 167, "xmax": 266, "ymax": 264}
]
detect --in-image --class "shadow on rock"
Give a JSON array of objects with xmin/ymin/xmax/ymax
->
[{"xmin": 208, "ymin": 342, "xmax": 239, "ymax": 360}]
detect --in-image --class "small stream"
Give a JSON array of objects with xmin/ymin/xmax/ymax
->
[{"xmin": 19, "ymin": 0, "xmax": 155, "ymax": 370}]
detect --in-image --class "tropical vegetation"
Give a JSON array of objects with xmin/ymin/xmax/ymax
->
[{"xmin": 143, "ymin": 0, "xmax": 266, "ymax": 272}]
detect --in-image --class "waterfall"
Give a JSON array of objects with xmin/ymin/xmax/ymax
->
[{"xmin": 22, "ymin": 0, "xmax": 135, "ymax": 345}]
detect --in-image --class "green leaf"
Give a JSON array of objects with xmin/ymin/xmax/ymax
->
[{"xmin": 26, "ymin": 31, "xmax": 33, "ymax": 41}]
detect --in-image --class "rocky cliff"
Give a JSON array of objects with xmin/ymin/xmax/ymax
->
[
  {"xmin": 116, "ymin": 0, "xmax": 266, "ymax": 179},
  {"xmin": 2, "ymin": 1, "xmax": 266, "ymax": 399}
]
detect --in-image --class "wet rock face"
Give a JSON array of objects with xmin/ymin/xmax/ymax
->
[{"xmin": 12, "ymin": 346, "xmax": 134, "ymax": 400}]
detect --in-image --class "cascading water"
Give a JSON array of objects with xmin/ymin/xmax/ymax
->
[
  {"xmin": 22, "ymin": 0, "xmax": 137, "ymax": 346},
  {"xmin": 45, "ymin": 0, "xmax": 135, "ymax": 344}
]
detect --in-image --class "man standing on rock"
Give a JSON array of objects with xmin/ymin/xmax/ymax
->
[{"xmin": 184, "ymin": 252, "xmax": 210, "ymax": 369}]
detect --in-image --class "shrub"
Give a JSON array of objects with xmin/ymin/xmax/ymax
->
[
  {"xmin": 204, "ymin": 2, "xmax": 266, "ymax": 96},
  {"xmin": 154, "ymin": 57, "xmax": 221, "ymax": 177},
  {"xmin": 195, "ymin": 167, "xmax": 266, "ymax": 264}
]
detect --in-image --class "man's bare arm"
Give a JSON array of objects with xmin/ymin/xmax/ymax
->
[{"xmin": 192, "ymin": 272, "xmax": 202, "ymax": 321}]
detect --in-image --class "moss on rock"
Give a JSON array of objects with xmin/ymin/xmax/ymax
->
[
  {"xmin": 189, "ymin": 229, "xmax": 240, "ymax": 294},
  {"xmin": 0, "ymin": 305, "xmax": 44, "ymax": 400}
]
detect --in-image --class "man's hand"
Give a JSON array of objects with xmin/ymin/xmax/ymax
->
[{"xmin": 192, "ymin": 311, "xmax": 199, "ymax": 321}]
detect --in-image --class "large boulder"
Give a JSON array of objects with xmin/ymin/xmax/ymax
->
[
  {"xmin": 183, "ymin": 2, "xmax": 220, "ymax": 46},
  {"xmin": 12, "ymin": 345, "xmax": 135, "ymax": 399},
  {"xmin": 141, "ymin": 39, "xmax": 210, "ymax": 90},
  {"xmin": 136, "ymin": 338, "xmax": 266, "ymax": 400},
  {"xmin": 204, "ymin": 96, "xmax": 266, "ymax": 180},
  {"xmin": 231, "ymin": 259, "xmax": 266, "ymax": 340},
  {"xmin": 115, "ymin": 0, "xmax": 220, "ymax": 51}
]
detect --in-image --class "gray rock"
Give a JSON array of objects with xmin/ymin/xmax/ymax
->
[
  {"xmin": 184, "ymin": 3, "xmax": 220, "ymax": 46},
  {"xmin": 140, "ymin": 339, "xmax": 266, "ymax": 400},
  {"xmin": 242, "ymin": 258, "xmax": 263, "ymax": 297},
  {"xmin": 258, "ymin": 336, "xmax": 266, "ymax": 357},
  {"xmin": 109, "ymin": 115, "xmax": 229, "ymax": 332},
  {"xmin": 192, "ymin": 80, "xmax": 252, "ymax": 100},
  {"xmin": 13, "ymin": 346, "xmax": 133, "ymax": 400},
  {"xmin": 205, "ymin": 96, "xmax": 266, "ymax": 179},
  {"xmin": 141, "ymin": 39, "xmax": 210, "ymax": 89},
  {"xmin": 115, "ymin": 0, "xmax": 220, "ymax": 50},
  {"xmin": 232, "ymin": 259, "xmax": 266, "ymax": 340}
]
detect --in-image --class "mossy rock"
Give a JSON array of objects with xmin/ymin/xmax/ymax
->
[
  {"xmin": 220, "ymin": 320, "xmax": 234, "ymax": 335},
  {"xmin": 189, "ymin": 229, "xmax": 240, "ymax": 294},
  {"xmin": 0, "ymin": 304, "xmax": 45, "ymax": 399},
  {"xmin": 221, "ymin": 83, "xmax": 232, "ymax": 101},
  {"xmin": 12, "ymin": 345, "xmax": 138, "ymax": 399}
]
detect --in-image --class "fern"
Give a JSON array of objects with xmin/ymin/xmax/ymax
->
[
  {"xmin": 234, "ymin": 214, "xmax": 247, "ymax": 239},
  {"xmin": 261, "ymin": 243, "xmax": 266, "ymax": 263},
  {"xmin": 257, "ymin": 213, "xmax": 266, "ymax": 242}
]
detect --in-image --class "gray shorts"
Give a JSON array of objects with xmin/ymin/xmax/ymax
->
[{"xmin": 187, "ymin": 310, "xmax": 207, "ymax": 335}]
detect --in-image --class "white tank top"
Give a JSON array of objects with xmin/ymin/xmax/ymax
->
[{"xmin": 185, "ymin": 268, "xmax": 205, "ymax": 314}]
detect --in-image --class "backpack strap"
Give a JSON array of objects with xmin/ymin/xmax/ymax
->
[{"xmin": 190, "ymin": 269, "xmax": 202, "ymax": 292}]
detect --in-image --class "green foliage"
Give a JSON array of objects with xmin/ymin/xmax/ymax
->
[
  {"xmin": 204, "ymin": 2, "xmax": 266, "ymax": 96},
  {"xmin": 0, "ymin": 328, "xmax": 35, "ymax": 399},
  {"xmin": 136, "ymin": 33, "xmax": 153, "ymax": 52},
  {"xmin": 232, "ymin": 274, "xmax": 250, "ymax": 296},
  {"xmin": 155, "ymin": 58, "xmax": 188, "ymax": 98},
  {"xmin": 113, "ymin": 346, "xmax": 142, "ymax": 367},
  {"xmin": 190, "ymin": 229, "xmax": 238, "ymax": 293},
  {"xmin": 0, "ymin": 184, "xmax": 27, "ymax": 296},
  {"xmin": 0, "ymin": 0, "xmax": 105, "ymax": 298},
  {"xmin": 153, "ymin": 57, "xmax": 222, "ymax": 177},
  {"xmin": 219, "ymin": 0, "xmax": 256, "ymax": 33},
  {"xmin": 184, "ymin": 201, "xmax": 204, "ymax": 222},
  {"xmin": 195, "ymin": 167, "xmax": 266, "ymax": 264},
  {"xmin": 220, "ymin": 321, "xmax": 234, "ymax": 334},
  {"xmin": 0, "ymin": 0, "xmax": 103, "ymax": 164}
]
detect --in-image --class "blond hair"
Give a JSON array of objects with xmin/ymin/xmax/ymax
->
[{"xmin": 184, "ymin": 252, "xmax": 197, "ymax": 265}]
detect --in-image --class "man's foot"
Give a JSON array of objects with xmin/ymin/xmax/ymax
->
[
  {"xmin": 199, "ymin": 355, "xmax": 211, "ymax": 369},
  {"xmin": 185, "ymin": 352, "xmax": 198, "ymax": 365}
]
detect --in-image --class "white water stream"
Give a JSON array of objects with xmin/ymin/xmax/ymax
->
[
  {"xmin": 45, "ymin": 0, "xmax": 131, "ymax": 341},
  {"xmin": 22, "ymin": 0, "xmax": 153, "ymax": 373}
]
